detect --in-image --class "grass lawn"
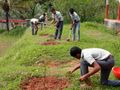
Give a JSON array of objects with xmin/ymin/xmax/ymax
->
[{"xmin": 0, "ymin": 22, "xmax": 120, "ymax": 90}]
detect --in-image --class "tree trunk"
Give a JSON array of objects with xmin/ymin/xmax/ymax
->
[
  {"xmin": 3, "ymin": 0, "xmax": 10, "ymax": 31},
  {"xmin": 5, "ymin": 10, "xmax": 9, "ymax": 31}
]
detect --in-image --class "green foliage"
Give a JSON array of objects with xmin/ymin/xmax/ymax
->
[
  {"xmin": 0, "ymin": 26, "xmax": 27, "ymax": 37},
  {"xmin": 109, "ymin": 0, "xmax": 118, "ymax": 19},
  {"xmin": 52, "ymin": 0, "xmax": 118, "ymax": 22},
  {"xmin": 0, "ymin": 29, "xmax": 5, "ymax": 34},
  {"xmin": 0, "ymin": 0, "xmax": 118, "ymax": 22}
]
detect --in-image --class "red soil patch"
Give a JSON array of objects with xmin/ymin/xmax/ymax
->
[
  {"xmin": 20, "ymin": 76, "xmax": 69, "ymax": 90},
  {"xmin": 41, "ymin": 41, "xmax": 60, "ymax": 45}
]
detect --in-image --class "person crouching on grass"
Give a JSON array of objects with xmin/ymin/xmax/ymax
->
[
  {"xmin": 30, "ymin": 18, "xmax": 39, "ymax": 35},
  {"xmin": 68, "ymin": 46, "xmax": 120, "ymax": 87},
  {"xmin": 69, "ymin": 8, "xmax": 80, "ymax": 41},
  {"xmin": 51, "ymin": 8, "xmax": 64, "ymax": 40}
]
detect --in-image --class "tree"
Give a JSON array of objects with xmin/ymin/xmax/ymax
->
[{"xmin": 2, "ymin": 0, "xmax": 10, "ymax": 31}]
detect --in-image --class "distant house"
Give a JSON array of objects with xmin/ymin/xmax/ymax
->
[{"xmin": 0, "ymin": 19, "xmax": 27, "ymax": 30}]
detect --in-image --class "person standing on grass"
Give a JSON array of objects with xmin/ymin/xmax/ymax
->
[
  {"xmin": 39, "ymin": 13, "xmax": 47, "ymax": 30},
  {"xmin": 68, "ymin": 46, "xmax": 120, "ymax": 87},
  {"xmin": 69, "ymin": 8, "xmax": 80, "ymax": 41},
  {"xmin": 51, "ymin": 8, "xmax": 64, "ymax": 40},
  {"xmin": 30, "ymin": 18, "xmax": 39, "ymax": 35}
]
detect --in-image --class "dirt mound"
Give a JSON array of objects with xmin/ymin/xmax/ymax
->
[
  {"xmin": 41, "ymin": 41, "xmax": 60, "ymax": 45},
  {"xmin": 20, "ymin": 76, "xmax": 69, "ymax": 90}
]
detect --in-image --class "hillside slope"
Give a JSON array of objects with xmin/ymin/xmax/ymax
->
[{"xmin": 0, "ymin": 23, "xmax": 120, "ymax": 90}]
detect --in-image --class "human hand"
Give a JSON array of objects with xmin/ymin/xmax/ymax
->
[
  {"xmin": 65, "ymin": 70, "xmax": 73, "ymax": 79},
  {"xmin": 67, "ymin": 70, "xmax": 73, "ymax": 75},
  {"xmin": 79, "ymin": 75, "xmax": 88, "ymax": 81}
]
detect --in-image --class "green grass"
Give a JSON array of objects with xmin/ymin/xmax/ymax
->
[
  {"xmin": 0, "ymin": 22, "xmax": 120, "ymax": 90},
  {"xmin": 0, "ymin": 26, "xmax": 27, "ymax": 57}
]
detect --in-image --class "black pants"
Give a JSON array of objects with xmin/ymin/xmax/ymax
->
[
  {"xmin": 80, "ymin": 55, "xmax": 120, "ymax": 86},
  {"xmin": 55, "ymin": 21, "xmax": 63, "ymax": 39},
  {"xmin": 31, "ymin": 23, "xmax": 38, "ymax": 35}
]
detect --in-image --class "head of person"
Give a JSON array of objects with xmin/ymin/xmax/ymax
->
[
  {"xmin": 43, "ymin": 13, "xmax": 46, "ymax": 17},
  {"xmin": 70, "ymin": 46, "xmax": 82, "ymax": 59},
  {"xmin": 51, "ymin": 8, "xmax": 56, "ymax": 14},
  {"xmin": 69, "ymin": 8, "xmax": 75, "ymax": 15}
]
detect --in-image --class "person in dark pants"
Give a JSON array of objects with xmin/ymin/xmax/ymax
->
[
  {"xmin": 30, "ymin": 18, "xmax": 39, "ymax": 35},
  {"xmin": 51, "ymin": 8, "xmax": 63, "ymax": 40},
  {"xmin": 68, "ymin": 46, "xmax": 120, "ymax": 87}
]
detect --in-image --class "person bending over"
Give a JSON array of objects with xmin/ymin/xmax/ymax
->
[
  {"xmin": 69, "ymin": 46, "xmax": 120, "ymax": 87},
  {"xmin": 51, "ymin": 8, "xmax": 64, "ymax": 40}
]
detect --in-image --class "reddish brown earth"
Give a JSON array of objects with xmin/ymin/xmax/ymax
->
[
  {"xmin": 20, "ymin": 60, "xmax": 100, "ymax": 90},
  {"xmin": 41, "ymin": 41, "xmax": 60, "ymax": 45},
  {"xmin": 20, "ymin": 76, "xmax": 70, "ymax": 90}
]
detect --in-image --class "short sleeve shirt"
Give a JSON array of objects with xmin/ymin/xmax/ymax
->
[
  {"xmin": 52, "ymin": 11, "xmax": 63, "ymax": 22},
  {"xmin": 69, "ymin": 12, "xmax": 80, "ymax": 22},
  {"xmin": 30, "ymin": 18, "xmax": 38, "ymax": 24},
  {"xmin": 39, "ymin": 15, "xmax": 44, "ymax": 20},
  {"xmin": 81, "ymin": 48, "xmax": 111, "ymax": 65}
]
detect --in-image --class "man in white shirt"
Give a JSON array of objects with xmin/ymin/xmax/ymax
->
[
  {"xmin": 69, "ymin": 46, "xmax": 120, "ymax": 87},
  {"xmin": 30, "ymin": 18, "xmax": 38, "ymax": 35},
  {"xmin": 69, "ymin": 8, "xmax": 80, "ymax": 41},
  {"xmin": 51, "ymin": 8, "xmax": 63, "ymax": 40},
  {"xmin": 39, "ymin": 13, "xmax": 47, "ymax": 30}
]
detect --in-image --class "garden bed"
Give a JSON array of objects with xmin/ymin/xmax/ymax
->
[{"xmin": 20, "ymin": 76, "xmax": 70, "ymax": 90}]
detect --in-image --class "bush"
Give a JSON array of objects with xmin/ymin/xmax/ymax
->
[{"xmin": 52, "ymin": 0, "xmax": 117, "ymax": 23}]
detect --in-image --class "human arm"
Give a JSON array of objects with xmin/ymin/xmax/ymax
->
[
  {"xmin": 68, "ymin": 63, "xmax": 80, "ymax": 74},
  {"xmin": 80, "ymin": 61, "xmax": 101, "ymax": 81}
]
